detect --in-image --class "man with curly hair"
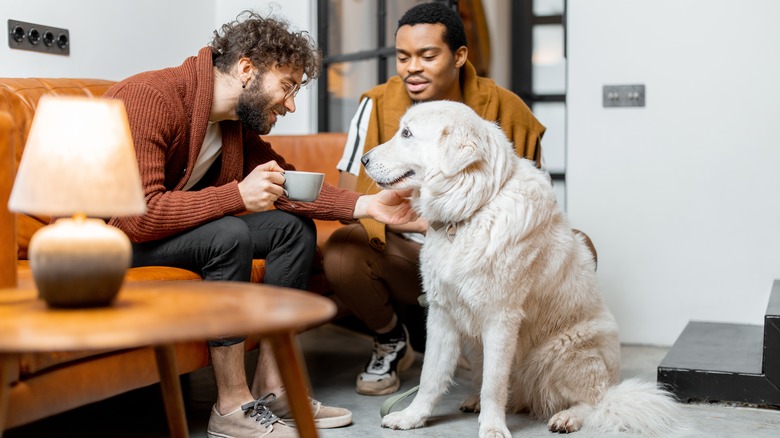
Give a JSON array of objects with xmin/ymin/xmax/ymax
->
[{"xmin": 105, "ymin": 10, "xmax": 416, "ymax": 438}]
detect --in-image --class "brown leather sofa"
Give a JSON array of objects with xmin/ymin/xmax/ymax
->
[{"xmin": 0, "ymin": 78, "xmax": 347, "ymax": 430}]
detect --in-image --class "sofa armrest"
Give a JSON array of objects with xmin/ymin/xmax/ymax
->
[{"xmin": 0, "ymin": 111, "xmax": 17, "ymax": 288}]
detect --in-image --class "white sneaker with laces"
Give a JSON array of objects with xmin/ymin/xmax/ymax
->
[{"xmin": 356, "ymin": 324, "xmax": 415, "ymax": 395}]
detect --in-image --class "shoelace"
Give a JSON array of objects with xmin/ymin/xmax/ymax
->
[{"xmin": 241, "ymin": 394, "xmax": 281, "ymax": 426}]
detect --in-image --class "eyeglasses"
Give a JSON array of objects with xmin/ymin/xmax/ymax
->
[{"xmin": 267, "ymin": 67, "xmax": 301, "ymax": 101}]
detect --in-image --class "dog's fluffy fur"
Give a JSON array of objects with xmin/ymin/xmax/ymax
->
[{"xmin": 362, "ymin": 101, "xmax": 680, "ymax": 437}]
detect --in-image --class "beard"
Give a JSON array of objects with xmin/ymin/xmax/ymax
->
[{"xmin": 235, "ymin": 77, "xmax": 285, "ymax": 134}]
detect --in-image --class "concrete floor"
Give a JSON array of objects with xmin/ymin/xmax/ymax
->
[{"xmin": 6, "ymin": 324, "xmax": 780, "ymax": 437}]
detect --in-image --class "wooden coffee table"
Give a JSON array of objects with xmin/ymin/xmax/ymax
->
[{"xmin": 0, "ymin": 281, "xmax": 336, "ymax": 438}]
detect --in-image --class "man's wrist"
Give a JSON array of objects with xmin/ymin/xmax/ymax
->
[{"xmin": 353, "ymin": 194, "xmax": 370, "ymax": 219}]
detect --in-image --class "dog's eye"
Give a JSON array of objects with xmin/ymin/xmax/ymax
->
[{"xmin": 401, "ymin": 127, "xmax": 412, "ymax": 138}]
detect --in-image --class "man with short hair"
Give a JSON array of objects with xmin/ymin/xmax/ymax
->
[
  {"xmin": 106, "ymin": 10, "xmax": 416, "ymax": 437},
  {"xmin": 323, "ymin": 1, "xmax": 546, "ymax": 397}
]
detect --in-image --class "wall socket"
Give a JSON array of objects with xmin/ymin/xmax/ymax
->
[
  {"xmin": 603, "ymin": 84, "xmax": 645, "ymax": 108},
  {"xmin": 8, "ymin": 19, "xmax": 69, "ymax": 56}
]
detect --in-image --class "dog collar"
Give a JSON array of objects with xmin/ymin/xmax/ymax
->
[{"xmin": 429, "ymin": 221, "xmax": 459, "ymax": 242}]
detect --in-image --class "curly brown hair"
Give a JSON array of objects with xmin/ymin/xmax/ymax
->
[{"xmin": 210, "ymin": 10, "xmax": 322, "ymax": 84}]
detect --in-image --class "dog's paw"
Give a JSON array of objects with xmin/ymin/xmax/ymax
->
[
  {"xmin": 547, "ymin": 409, "xmax": 584, "ymax": 433},
  {"xmin": 381, "ymin": 409, "xmax": 427, "ymax": 430},
  {"xmin": 459, "ymin": 393, "xmax": 481, "ymax": 412},
  {"xmin": 479, "ymin": 424, "xmax": 512, "ymax": 438}
]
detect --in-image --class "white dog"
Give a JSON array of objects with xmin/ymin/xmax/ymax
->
[{"xmin": 361, "ymin": 101, "xmax": 680, "ymax": 437}]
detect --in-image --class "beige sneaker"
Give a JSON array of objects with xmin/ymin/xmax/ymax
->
[
  {"xmin": 356, "ymin": 324, "xmax": 415, "ymax": 395},
  {"xmin": 207, "ymin": 396, "xmax": 297, "ymax": 438},
  {"xmin": 264, "ymin": 390, "xmax": 352, "ymax": 429}
]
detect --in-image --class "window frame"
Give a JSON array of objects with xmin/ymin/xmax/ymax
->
[
  {"xmin": 512, "ymin": 0, "xmax": 566, "ymax": 184},
  {"xmin": 316, "ymin": 0, "xmax": 458, "ymax": 132}
]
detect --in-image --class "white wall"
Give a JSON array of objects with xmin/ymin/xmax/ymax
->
[
  {"xmin": 0, "ymin": 0, "xmax": 214, "ymax": 80},
  {"xmin": 567, "ymin": 0, "xmax": 780, "ymax": 345},
  {"xmin": 0, "ymin": 0, "xmax": 315, "ymax": 133}
]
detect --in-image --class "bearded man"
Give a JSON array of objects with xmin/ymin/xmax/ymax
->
[{"xmin": 106, "ymin": 10, "xmax": 415, "ymax": 438}]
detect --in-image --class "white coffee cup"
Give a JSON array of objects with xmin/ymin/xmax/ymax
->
[{"xmin": 283, "ymin": 170, "xmax": 325, "ymax": 202}]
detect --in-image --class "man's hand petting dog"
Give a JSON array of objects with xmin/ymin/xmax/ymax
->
[{"xmin": 353, "ymin": 189, "xmax": 417, "ymax": 225}]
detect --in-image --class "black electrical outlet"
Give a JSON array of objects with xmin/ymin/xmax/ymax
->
[{"xmin": 8, "ymin": 19, "xmax": 69, "ymax": 56}]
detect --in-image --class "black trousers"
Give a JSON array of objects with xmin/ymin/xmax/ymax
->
[{"xmin": 131, "ymin": 210, "xmax": 317, "ymax": 346}]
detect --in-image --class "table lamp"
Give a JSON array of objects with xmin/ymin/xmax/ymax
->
[{"xmin": 8, "ymin": 95, "xmax": 146, "ymax": 308}]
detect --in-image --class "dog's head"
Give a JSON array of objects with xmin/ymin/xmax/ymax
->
[{"xmin": 361, "ymin": 100, "xmax": 514, "ymax": 221}]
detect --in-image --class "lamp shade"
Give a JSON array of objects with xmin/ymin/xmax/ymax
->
[{"xmin": 8, "ymin": 95, "xmax": 146, "ymax": 217}]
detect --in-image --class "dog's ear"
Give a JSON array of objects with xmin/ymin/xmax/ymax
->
[{"xmin": 439, "ymin": 124, "xmax": 481, "ymax": 177}]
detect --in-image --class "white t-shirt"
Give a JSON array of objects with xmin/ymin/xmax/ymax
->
[{"xmin": 183, "ymin": 121, "xmax": 222, "ymax": 191}]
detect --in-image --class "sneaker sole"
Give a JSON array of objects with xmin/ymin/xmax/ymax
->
[
  {"xmin": 356, "ymin": 373, "xmax": 401, "ymax": 396},
  {"xmin": 355, "ymin": 344, "xmax": 416, "ymax": 396},
  {"xmin": 284, "ymin": 412, "xmax": 353, "ymax": 429}
]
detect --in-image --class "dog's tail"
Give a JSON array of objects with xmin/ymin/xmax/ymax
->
[{"xmin": 584, "ymin": 378, "xmax": 685, "ymax": 436}]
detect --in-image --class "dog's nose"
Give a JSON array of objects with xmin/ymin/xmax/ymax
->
[{"xmin": 361, "ymin": 150, "xmax": 372, "ymax": 167}]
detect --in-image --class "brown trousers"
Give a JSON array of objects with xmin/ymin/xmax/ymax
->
[{"xmin": 322, "ymin": 223, "xmax": 423, "ymax": 333}]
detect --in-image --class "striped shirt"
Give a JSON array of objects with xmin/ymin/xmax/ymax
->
[{"xmin": 337, "ymin": 97, "xmax": 373, "ymax": 176}]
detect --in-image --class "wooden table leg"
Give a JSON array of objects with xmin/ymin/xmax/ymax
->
[
  {"xmin": 154, "ymin": 344, "xmax": 189, "ymax": 438},
  {"xmin": 0, "ymin": 353, "xmax": 14, "ymax": 438},
  {"xmin": 268, "ymin": 331, "xmax": 318, "ymax": 438}
]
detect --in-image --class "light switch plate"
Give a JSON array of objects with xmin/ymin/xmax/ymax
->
[{"xmin": 603, "ymin": 84, "xmax": 645, "ymax": 108}]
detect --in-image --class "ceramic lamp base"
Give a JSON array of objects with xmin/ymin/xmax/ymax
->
[{"xmin": 28, "ymin": 217, "xmax": 131, "ymax": 308}]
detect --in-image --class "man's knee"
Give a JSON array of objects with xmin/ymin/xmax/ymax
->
[
  {"xmin": 242, "ymin": 210, "xmax": 317, "ymax": 256},
  {"xmin": 210, "ymin": 216, "xmax": 254, "ymax": 259},
  {"xmin": 289, "ymin": 215, "xmax": 317, "ymax": 251},
  {"xmin": 323, "ymin": 224, "xmax": 370, "ymax": 263},
  {"xmin": 322, "ymin": 224, "xmax": 374, "ymax": 283}
]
